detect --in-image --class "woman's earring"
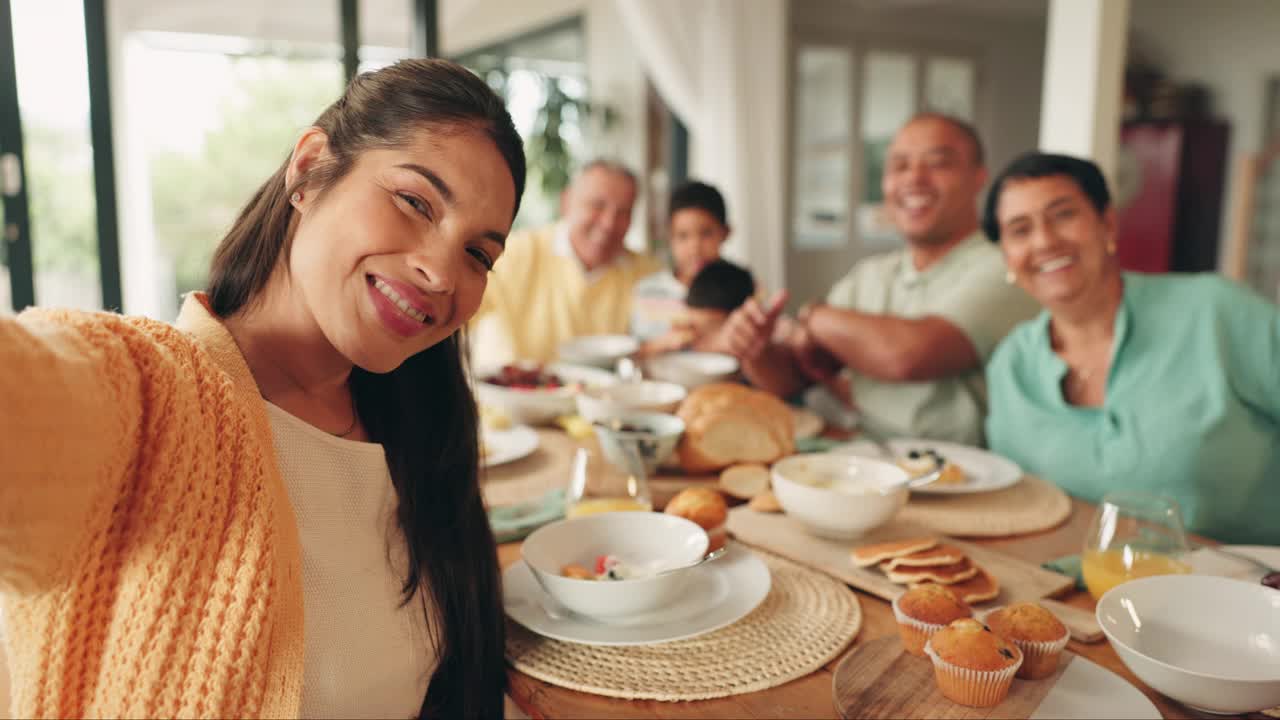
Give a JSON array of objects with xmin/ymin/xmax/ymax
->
[
  {"xmin": 290, "ymin": 191, "xmax": 303, "ymax": 205},
  {"xmin": 1106, "ymin": 240, "xmax": 1117, "ymax": 256},
  {"xmin": 1005, "ymin": 270, "xmax": 1016, "ymax": 284}
]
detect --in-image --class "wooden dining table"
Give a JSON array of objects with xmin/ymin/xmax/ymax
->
[{"xmin": 499, "ymin": 493, "xmax": 1269, "ymax": 720}]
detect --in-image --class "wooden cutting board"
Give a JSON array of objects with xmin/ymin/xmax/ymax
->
[
  {"xmin": 833, "ymin": 635, "xmax": 1077, "ymax": 719},
  {"xmin": 726, "ymin": 507, "xmax": 1102, "ymax": 642}
]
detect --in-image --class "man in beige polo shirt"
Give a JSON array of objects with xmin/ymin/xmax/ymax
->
[{"xmin": 719, "ymin": 113, "xmax": 1039, "ymax": 445}]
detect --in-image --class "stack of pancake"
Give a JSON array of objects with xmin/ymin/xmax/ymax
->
[{"xmin": 851, "ymin": 537, "xmax": 1000, "ymax": 603}]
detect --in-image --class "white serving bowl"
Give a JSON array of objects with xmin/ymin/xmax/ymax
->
[
  {"xmin": 643, "ymin": 351, "xmax": 739, "ymax": 389},
  {"xmin": 474, "ymin": 362, "xmax": 618, "ymax": 426},
  {"xmin": 558, "ymin": 334, "xmax": 640, "ymax": 370},
  {"xmin": 591, "ymin": 411, "xmax": 685, "ymax": 476},
  {"xmin": 574, "ymin": 381, "xmax": 688, "ymax": 423},
  {"xmin": 1096, "ymin": 574, "xmax": 1280, "ymax": 714},
  {"xmin": 770, "ymin": 454, "xmax": 909, "ymax": 539},
  {"xmin": 522, "ymin": 512, "xmax": 709, "ymax": 619}
]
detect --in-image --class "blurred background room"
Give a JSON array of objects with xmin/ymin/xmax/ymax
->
[{"xmin": 2, "ymin": 0, "xmax": 1278, "ymax": 320}]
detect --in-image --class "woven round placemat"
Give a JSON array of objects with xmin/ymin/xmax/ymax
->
[
  {"xmin": 899, "ymin": 474, "xmax": 1072, "ymax": 537},
  {"xmin": 506, "ymin": 549, "xmax": 862, "ymax": 701}
]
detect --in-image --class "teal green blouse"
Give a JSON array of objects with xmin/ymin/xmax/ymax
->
[{"xmin": 986, "ymin": 273, "xmax": 1280, "ymax": 544}]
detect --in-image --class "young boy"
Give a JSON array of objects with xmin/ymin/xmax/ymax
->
[
  {"xmin": 641, "ymin": 259, "xmax": 755, "ymax": 355},
  {"xmin": 631, "ymin": 181, "xmax": 732, "ymax": 341}
]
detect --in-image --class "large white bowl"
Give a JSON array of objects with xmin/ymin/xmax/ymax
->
[
  {"xmin": 522, "ymin": 512, "xmax": 710, "ymax": 619},
  {"xmin": 474, "ymin": 362, "xmax": 618, "ymax": 426},
  {"xmin": 644, "ymin": 351, "xmax": 739, "ymax": 389},
  {"xmin": 574, "ymin": 381, "xmax": 688, "ymax": 423},
  {"xmin": 591, "ymin": 411, "xmax": 686, "ymax": 476},
  {"xmin": 770, "ymin": 454, "xmax": 909, "ymax": 539},
  {"xmin": 558, "ymin": 334, "xmax": 641, "ymax": 370},
  {"xmin": 1096, "ymin": 574, "xmax": 1280, "ymax": 714}
]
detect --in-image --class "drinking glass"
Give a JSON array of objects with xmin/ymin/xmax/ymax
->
[
  {"xmin": 1082, "ymin": 491, "xmax": 1192, "ymax": 600},
  {"xmin": 564, "ymin": 445, "xmax": 653, "ymax": 518}
]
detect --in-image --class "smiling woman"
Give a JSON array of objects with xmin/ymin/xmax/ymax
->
[
  {"xmin": 0, "ymin": 59, "xmax": 525, "ymax": 719},
  {"xmin": 982, "ymin": 152, "xmax": 1280, "ymax": 546}
]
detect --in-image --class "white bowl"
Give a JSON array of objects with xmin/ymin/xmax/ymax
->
[
  {"xmin": 644, "ymin": 351, "xmax": 739, "ymax": 389},
  {"xmin": 522, "ymin": 512, "xmax": 709, "ymax": 619},
  {"xmin": 591, "ymin": 411, "xmax": 685, "ymax": 476},
  {"xmin": 1096, "ymin": 574, "xmax": 1280, "ymax": 714},
  {"xmin": 558, "ymin": 334, "xmax": 640, "ymax": 370},
  {"xmin": 474, "ymin": 362, "xmax": 618, "ymax": 426},
  {"xmin": 770, "ymin": 454, "xmax": 909, "ymax": 539},
  {"xmin": 574, "ymin": 381, "xmax": 688, "ymax": 423}
]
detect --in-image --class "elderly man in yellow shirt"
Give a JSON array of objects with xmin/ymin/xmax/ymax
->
[{"xmin": 470, "ymin": 159, "xmax": 661, "ymax": 367}]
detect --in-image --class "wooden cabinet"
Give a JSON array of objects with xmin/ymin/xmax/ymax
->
[{"xmin": 1114, "ymin": 121, "xmax": 1230, "ymax": 273}]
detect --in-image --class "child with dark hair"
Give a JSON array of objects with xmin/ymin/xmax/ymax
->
[
  {"xmin": 631, "ymin": 180, "xmax": 734, "ymax": 341},
  {"xmin": 641, "ymin": 259, "xmax": 756, "ymax": 354}
]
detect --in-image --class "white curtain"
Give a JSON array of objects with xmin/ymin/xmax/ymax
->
[{"xmin": 615, "ymin": 0, "xmax": 788, "ymax": 295}]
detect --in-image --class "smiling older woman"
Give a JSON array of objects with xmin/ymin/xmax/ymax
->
[{"xmin": 982, "ymin": 152, "xmax": 1280, "ymax": 545}]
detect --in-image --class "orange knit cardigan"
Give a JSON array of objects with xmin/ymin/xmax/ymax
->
[{"xmin": 0, "ymin": 294, "xmax": 304, "ymax": 718}]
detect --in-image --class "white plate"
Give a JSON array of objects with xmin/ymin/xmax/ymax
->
[
  {"xmin": 830, "ymin": 438, "xmax": 1022, "ymax": 495},
  {"xmin": 1188, "ymin": 544, "xmax": 1280, "ymax": 581},
  {"xmin": 503, "ymin": 542, "xmax": 771, "ymax": 646},
  {"xmin": 482, "ymin": 425, "xmax": 540, "ymax": 468},
  {"xmin": 1028, "ymin": 654, "xmax": 1161, "ymax": 719}
]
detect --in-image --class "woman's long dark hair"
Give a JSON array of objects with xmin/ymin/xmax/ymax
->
[{"xmin": 206, "ymin": 58, "xmax": 526, "ymax": 719}]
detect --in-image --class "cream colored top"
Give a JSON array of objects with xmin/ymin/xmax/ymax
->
[{"xmin": 266, "ymin": 403, "xmax": 435, "ymax": 720}]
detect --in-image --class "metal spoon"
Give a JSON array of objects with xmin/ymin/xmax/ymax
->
[{"xmin": 655, "ymin": 547, "xmax": 727, "ymax": 576}]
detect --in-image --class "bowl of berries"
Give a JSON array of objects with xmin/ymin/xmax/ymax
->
[{"xmin": 475, "ymin": 362, "xmax": 618, "ymax": 425}]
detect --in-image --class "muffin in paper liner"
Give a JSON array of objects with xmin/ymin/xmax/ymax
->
[
  {"xmin": 981, "ymin": 605, "xmax": 1071, "ymax": 680},
  {"xmin": 892, "ymin": 594, "xmax": 949, "ymax": 657},
  {"xmin": 925, "ymin": 638, "xmax": 1023, "ymax": 708},
  {"xmin": 1009, "ymin": 631, "xmax": 1070, "ymax": 679}
]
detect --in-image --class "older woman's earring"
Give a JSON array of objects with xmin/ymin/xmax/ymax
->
[
  {"xmin": 290, "ymin": 191, "xmax": 303, "ymax": 205},
  {"xmin": 1005, "ymin": 270, "xmax": 1016, "ymax": 284},
  {"xmin": 1106, "ymin": 240, "xmax": 1117, "ymax": 256}
]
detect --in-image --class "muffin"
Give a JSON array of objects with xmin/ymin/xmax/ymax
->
[
  {"xmin": 925, "ymin": 618, "xmax": 1023, "ymax": 707},
  {"xmin": 983, "ymin": 602, "xmax": 1070, "ymax": 679},
  {"xmin": 891, "ymin": 583, "xmax": 972, "ymax": 657},
  {"xmin": 664, "ymin": 487, "xmax": 729, "ymax": 551}
]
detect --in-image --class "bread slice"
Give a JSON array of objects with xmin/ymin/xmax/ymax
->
[
  {"xmin": 883, "ymin": 557, "xmax": 979, "ymax": 585},
  {"xmin": 881, "ymin": 544, "xmax": 966, "ymax": 570},
  {"xmin": 850, "ymin": 537, "xmax": 937, "ymax": 568},
  {"xmin": 719, "ymin": 463, "xmax": 770, "ymax": 499},
  {"xmin": 911, "ymin": 567, "xmax": 1000, "ymax": 603},
  {"xmin": 748, "ymin": 490, "xmax": 782, "ymax": 513}
]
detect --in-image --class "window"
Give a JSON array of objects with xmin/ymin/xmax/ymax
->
[
  {"xmin": 116, "ymin": 6, "xmax": 344, "ymax": 319},
  {"xmin": 456, "ymin": 18, "xmax": 588, "ymax": 232},
  {"xmin": 791, "ymin": 46, "xmax": 852, "ymax": 250},
  {"xmin": 9, "ymin": 0, "xmax": 101, "ymax": 311},
  {"xmin": 789, "ymin": 41, "xmax": 977, "ymax": 249}
]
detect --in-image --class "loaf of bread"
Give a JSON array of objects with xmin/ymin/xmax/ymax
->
[{"xmin": 675, "ymin": 383, "xmax": 795, "ymax": 474}]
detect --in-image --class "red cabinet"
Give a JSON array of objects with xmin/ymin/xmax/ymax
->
[{"xmin": 1114, "ymin": 122, "xmax": 1230, "ymax": 273}]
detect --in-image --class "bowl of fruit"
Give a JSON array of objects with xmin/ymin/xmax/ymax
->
[{"xmin": 475, "ymin": 362, "xmax": 618, "ymax": 425}]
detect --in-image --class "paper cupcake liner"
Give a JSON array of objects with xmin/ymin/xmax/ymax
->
[
  {"xmin": 1008, "ymin": 629, "xmax": 1070, "ymax": 679},
  {"xmin": 924, "ymin": 640, "xmax": 1022, "ymax": 708},
  {"xmin": 891, "ymin": 595, "xmax": 963, "ymax": 657},
  {"xmin": 979, "ymin": 608, "xmax": 1071, "ymax": 680}
]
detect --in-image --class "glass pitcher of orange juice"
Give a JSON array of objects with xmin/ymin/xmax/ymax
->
[
  {"xmin": 1082, "ymin": 491, "xmax": 1192, "ymax": 600},
  {"xmin": 564, "ymin": 446, "xmax": 653, "ymax": 518}
]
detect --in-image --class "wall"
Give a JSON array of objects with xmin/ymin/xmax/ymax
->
[
  {"xmin": 444, "ymin": 0, "xmax": 652, "ymax": 253},
  {"xmin": 786, "ymin": 0, "xmax": 1046, "ymax": 306},
  {"xmin": 1129, "ymin": 0, "xmax": 1280, "ymax": 267}
]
